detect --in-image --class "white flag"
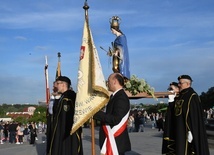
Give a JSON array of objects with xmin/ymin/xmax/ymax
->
[{"xmin": 71, "ymin": 15, "xmax": 109, "ymax": 134}]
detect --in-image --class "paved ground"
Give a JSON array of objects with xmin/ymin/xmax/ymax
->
[{"xmin": 0, "ymin": 125, "xmax": 213, "ymax": 155}]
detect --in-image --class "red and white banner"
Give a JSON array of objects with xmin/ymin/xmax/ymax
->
[{"xmin": 44, "ymin": 56, "xmax": 50, "ymax": 105}]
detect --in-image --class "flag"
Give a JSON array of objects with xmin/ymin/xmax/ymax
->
[
  {"xmin": 45, "ymin": 56, "xmax": 50, "ymax": 104},
  {"xmin": 71, "ymin": 8, "xmax": 109, "ymax": 134},
  {"xmin": 55, "ymin": 52, "xmax": 61, "ymax": 80}
]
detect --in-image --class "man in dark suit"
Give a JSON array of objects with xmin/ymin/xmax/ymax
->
[{"xmin": 94, "ymin": 73, "xmax": 131, "ymax": 155}]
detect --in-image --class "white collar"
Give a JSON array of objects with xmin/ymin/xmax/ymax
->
[{"xmin": 112, "ymin": 88, "xmax": 123, "ymax": 96}]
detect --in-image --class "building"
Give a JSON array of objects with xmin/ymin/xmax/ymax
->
[{"xmin": 6, "ymin": 106, "xmax": 36, "ymax": 119}]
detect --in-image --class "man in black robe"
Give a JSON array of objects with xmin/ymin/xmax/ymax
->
[
  {"xmin": 46, "ymin": 81, "xmax": 61, "ymax": 155},
  {"xmin": 48, "ymin": 76, "xmax": 83, "ymax": 155},
  {"xmin": 172, "ymin": 75, "xmax": 210, "ymax": 155},
  {"xmin": 162, "ymin": 82, "xmax": 179, "ymax": 154}
]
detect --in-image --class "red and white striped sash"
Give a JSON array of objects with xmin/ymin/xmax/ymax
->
[{"xmin": 101, "ymin": 111, "xmax": 129, "ymax": 155}]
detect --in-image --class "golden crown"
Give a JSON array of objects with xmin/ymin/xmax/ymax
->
[{"xmin": 109, "ymin": 16, "xmax": 121, "ymax": 30}]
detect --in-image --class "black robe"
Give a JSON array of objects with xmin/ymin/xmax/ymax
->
[
  {"xmin": 29, "ymin": 124, "xmax": 36, "ymax": 144},
  {"xmin": 48, "ymin": 90, "xmax": 83, "ymax": 155},
  {"xmin": 46, "ymin": 97, "xmax": 60, "ymax": 155},
  {"xmin": 162, "ymin": 101, "xmax": 176, "ymax": 154},
  {"xmin": 174, "ymin": 87, "xmax": 209, "ymax": 155}
]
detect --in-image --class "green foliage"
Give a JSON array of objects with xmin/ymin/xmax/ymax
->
[
  {"xmin": 0, "ymin": 104, "xmax": 28, "ymax": 112},
  {"xmin": 156, "ymin": 103, "xmax": 168, "ymax": 110},
  {"xmin": 0, "ymin": 107, "xmax": 7, "ymax": 117},
  {"xmin": 200, "ymin": 87, "xmax": 214, "ymax": 109},
  {"xmin": 144, "ymin": 105, "xmax": 159, "ymax": 114},
  {"xmin": 130, "ymin": 103, "xmax": 168, "ymax": 114},
  {"xmin": 0, "ymin": 104, "xmax": 47, "ymax": 123},
  {"xmin": 30, "ymin": 106, "xmax": 47, "ymax": 123},
  {"xmin": 12, "ymin": 104, "xmax": 22, "ymax": 110},
  {"xmin": 7, "ymin": 106, "xmax": 18, "ymax": 112},
  {"xmin": 34, "ymin": 106, "xmax": 47, "ymax": 114},
  {"xmin": 125, "ymin": 75, "xmax": 155, "ymax": 98},
  {"xmin": 13, "ymin": 116, "xmax": 29, "ymax": 124}
]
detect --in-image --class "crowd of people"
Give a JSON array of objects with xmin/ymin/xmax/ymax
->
[
  {"xmin": 0, "ymin": 121, "xmax": 46, "ymax": 145},
  {"xmin": 204, "ymin": 108, "xmax": 214, "ymax": 119},
  {"xmin": 127, "ymin": 74, "xmax": 211, "ymax": 155},
  {"xmin": 0, "ymin": 7, "xmax": 212, "ymax": 154},
  {"xmin": 127, "ymin": 110, "xmax": 165, "ymax": 133},
  {"xmin": 0, "ymin": 74, "xmax": 212, "ymax": 155}
]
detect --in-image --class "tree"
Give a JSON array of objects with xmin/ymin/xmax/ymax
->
[
  {"xmin": 200, "ymin": 87, "xmax": 214, "ymax": 109},
  {"xmin": 29, "ymin": 106, "xmax": 47, "ymax": 123},
  {"xmin": 14, "ymin": 116, "xmax": 29, "ymax": 124}
]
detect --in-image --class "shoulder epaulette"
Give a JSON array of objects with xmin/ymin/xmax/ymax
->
[{"xmin": 63, "ymin": 98, "xmax": 71, "ymax": 102}]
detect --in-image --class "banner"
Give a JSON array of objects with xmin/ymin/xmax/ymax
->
[
  {"xmin": 55, "ymin": 52, "xmax": 61, "ymax": 80},
  {"xmin": 71, "ymin": 13, "xmax": 109, "ymax": 134},
  {"xmin": 45, "ymin": 56, "xmax": 50, "ymax": 104}
]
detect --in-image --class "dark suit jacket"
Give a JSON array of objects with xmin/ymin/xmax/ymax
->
[{"xmin": 94, "ymin": 89, "xmax": 131, "ymax": 154}]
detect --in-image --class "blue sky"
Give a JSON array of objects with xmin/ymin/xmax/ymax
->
[{"xmin": 0, "ymin": 0, "xmax": 214, "ymax": 104}]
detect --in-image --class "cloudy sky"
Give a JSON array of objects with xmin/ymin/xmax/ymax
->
[{"xmin": 0, "ymin": 0, "xmax": 214, "ymax": 104}]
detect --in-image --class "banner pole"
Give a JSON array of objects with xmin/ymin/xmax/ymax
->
[{"xmin": 91, "ymin": 117, "xmax": 96, "ymax": 155}]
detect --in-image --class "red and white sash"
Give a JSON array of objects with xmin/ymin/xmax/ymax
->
[{"xmin": 101, "ymin": 111, "xmax": 129, "ymax": 155}]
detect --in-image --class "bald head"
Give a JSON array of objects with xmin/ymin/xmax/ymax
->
[{"xmin": 108, "ymin": 73, "xmax": 124, "ymax": 92}]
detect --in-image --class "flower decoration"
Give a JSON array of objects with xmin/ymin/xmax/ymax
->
[{"xmin": 125, "ymin": 75, "xmax": 156, "ymax": 98}]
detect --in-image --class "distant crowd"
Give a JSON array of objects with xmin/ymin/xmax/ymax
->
[
  {"xmin": 127, "ymin": 110, "xmax": 165, "ymax": 133},
  {"xmin": 0, "ymin": 108, "xmax": 212, "ymax": 145},
  {"xmin": 127, "ymin": 108, "xmax": 214, "ymax": 134},
  {"xmin": 204, "ymin": 108, "xmax": 214, "ymax": 119},
  {"xmin": 0, "ymin": 121, "xmax": 46, "ymax": 145}
]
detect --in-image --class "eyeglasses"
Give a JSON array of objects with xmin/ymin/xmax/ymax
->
[{"xmin": 178, "ymin": 82, "xmax": 187, "ymax": 85}]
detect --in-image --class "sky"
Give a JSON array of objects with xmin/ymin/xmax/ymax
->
[{"xmin": 0, "ymin": 0, "xmax": 214, "ymax": 104}]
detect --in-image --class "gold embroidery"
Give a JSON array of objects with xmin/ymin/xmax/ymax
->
[
  {"xmin": 175, "ymin": 99, "xmax": 184, "ymax": 116},
  {"xmin": 63, "ymin": 98, "xmax": 71, "ymax": 112},
  {"xmin": 64, "ymin": 105, "xmax": 70, "ymax": 112}
]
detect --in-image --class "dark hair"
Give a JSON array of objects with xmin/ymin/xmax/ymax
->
[
  {"xmin": 168, "ymin": 87, "xmax": 173, "ymax": 91},
  {"xmin": 114, "ymin": 73, "xmax": 124, "ymax": 86},
  {"xmin": 56, "ymin": 76, "xmax": 71, "ymax": 87},
  {"xmin": 111, "ymin": 27, "xmax": 124, "ymax": 35}
]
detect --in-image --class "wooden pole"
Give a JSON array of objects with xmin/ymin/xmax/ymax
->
[
  {"xmin": 125, "ymin": 91, "xmax": 173, "ymax": 99},
  {"xmin": 90, "ymin": 117, "xmax": 96, "ymax": 155}
]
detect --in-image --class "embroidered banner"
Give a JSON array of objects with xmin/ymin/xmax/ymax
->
[{"xmin": 71, "ymin": 10, "xmax": 109, "ymax": 134}]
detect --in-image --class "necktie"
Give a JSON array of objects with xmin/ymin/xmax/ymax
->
[{"xmin": 110, "ymin": 94, "xmax": 113, "ymax": 100}]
